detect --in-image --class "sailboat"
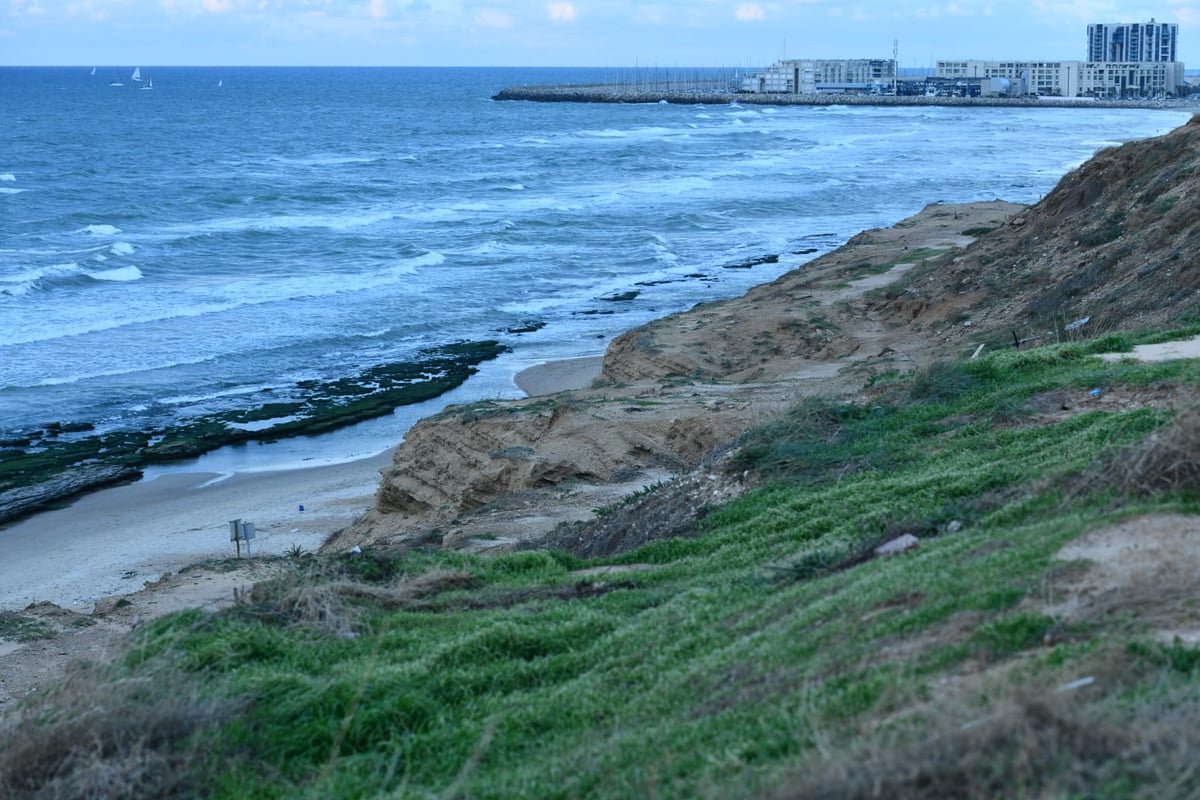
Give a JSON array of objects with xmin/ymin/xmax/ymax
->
[
  {"xmin": 131, "ymin": 67, "xmax": 144, "ymax": 82},
  {"xmin": 218, "ymin": 79, "xmax": 223, "ymax": 87},
  {"xmin": 140, "ymin": 78, "xmax": 154, "ymax": 90},
  {"xmin": 90, "ymin": 67, "xmax": 96, "ymax": 76}
]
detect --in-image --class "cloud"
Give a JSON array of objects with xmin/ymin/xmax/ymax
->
[
  {"xmin": 10, "ymin": 0, "xmax": 46, "ymax": 15},
  {"xmin": 547, "ymin": 2, "xmax": 575, "ymax": 23},
  {"xmin": 1169, "ymin": 0, "xmax": 1198, "ymax": 26},
  {"xmin": 474, "ymin": 8, "xmax": 513, "ymax": 29},
  {"xmin": 368, "ymin": 0, "xmax": 387, "ymax": 19},
  {"xmin": 735, "ymin": 2, "xmax": 765, "ymax": 21},
  {"xmin": 202, "ymin": 0, "xmax": 233, "ymax": 11}
]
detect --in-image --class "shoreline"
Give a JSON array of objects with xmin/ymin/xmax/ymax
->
[
  {"xmin": 0, "ymin": 451, "xmax": 390, "ymax": 612},
  {"xmin": 513, "ymin": 355, "xmax": 604, "ymax": 396},
  {"xmin": 0, "ymin": 356, "xmax": 603, "ymax": 613}
]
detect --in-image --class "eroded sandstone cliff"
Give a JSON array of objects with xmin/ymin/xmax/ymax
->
[{"xmin": 334, "ymin": 115, "xmax": 1200, "ymax": 554}]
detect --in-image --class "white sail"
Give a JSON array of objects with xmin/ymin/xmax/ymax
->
[{"xmin": 132, "ymin": 67, "xmax": 143, "ymax": 82}]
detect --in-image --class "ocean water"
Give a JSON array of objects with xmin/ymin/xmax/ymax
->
[{"xmin": 1, "ymin": 66, "xmax": 1192, "ymax": 472}]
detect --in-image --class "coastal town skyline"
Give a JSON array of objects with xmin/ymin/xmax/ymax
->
[{"xmin": 2, "ymin": 1, "xmax": 1197, "ymax": 69}]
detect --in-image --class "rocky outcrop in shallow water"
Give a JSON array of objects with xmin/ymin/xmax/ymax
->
[{"xmin": 0, "ymin": 465, "xmax": 141, "ymax": 526}]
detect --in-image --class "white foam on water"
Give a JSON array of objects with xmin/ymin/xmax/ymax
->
[
  {"xmin": 389, "ymin": 251, "xmax": 444, "ymax": 275},
  {"xmin": 160, "ymin": 382, "xmax": 270, "ymax": 406},
  {"xmin": 83, "ymin": 224, "xmax": 121, "ymax": 235},
  {"xmin": 0, "ymin": 262, "xmax": 81, "ymax": 296},
  {"xmin": 88, "ymin": 266, "xmax": 143, "ymax": 282},
  {"xmin": 398, "ymin": 206, "xmax": 461, "ymax": 222},
  {"xmin": 0, "ymin": 173, "xmax": 15, "ymax": 181},
  {"xmin": 34, "ymin": 353, "xmax": 221, "ymax": 387},
  {"xmin": 110, "ymin": 242, "xmax": 135, "ymax": 256},
  {"xmin": 0, "ymin": 187, "xmax": 24, "ymax": 195},
  {"xmin": 580, "ymin": 125, "xmax": 684, "ymax": 143},
  {"xmin": 0, "ymin": 251, "xmax": 451, "ymax": 347},
  {"xmin": 630, "ymin": 175, "xmax": 713, "ymax": 196},
  {"xmin": 270, "ymin": 153, "xmax": 380, "ymax": 167}
]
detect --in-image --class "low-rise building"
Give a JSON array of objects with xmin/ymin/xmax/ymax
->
[
  {"xmin": 936, "ymin": 59, "xmax": 1186, "ymax": 97},
  {"xmin": 741, "ymin": 59, "xmax": 897, "ymax": 94}
]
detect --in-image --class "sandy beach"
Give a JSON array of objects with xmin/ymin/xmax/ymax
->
[
  {"xmin": 0, "ymin": 356, "xmax": 604, "ymax": 613},
  {"xmin": 0, "ymin": 452, "xmax": 391, "ymax": 611},
  {"xmin": 513, "ymin": 354, "xmax": 603, "ymax": 395}
]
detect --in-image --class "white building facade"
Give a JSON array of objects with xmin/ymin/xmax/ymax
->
[
  {"xmin": 741, "ymin": 59, "xmax": 897, "ymax": 94},
  {"xmin": 936, "ymin": 59, "xmax": 1185, "ymax": 97},
  {"xmin": 1087, "ymin": 19, "xmax": 1178, "ymax": 63}
]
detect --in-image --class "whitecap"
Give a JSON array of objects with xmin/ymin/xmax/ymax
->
[
  {"xmin": 0, "ymin": 187, "xmax": 25, "ymax": 195},
  {"xmin": 84, "ymin": 224, "xmax": 121, "ymax": 235},
  {"xmin": 0, "ymin": 173, "xmax": 14, "ymax": 181},
  {"xmin": 402, "ymin": 207, "xmax": 461, "ymax": 222},
  {"xmin": 88, "ymin": 266, "xmax": 143, "ymax": 282},
  {"xmin": 35, "ymin": 353, "xmax": 220, "ymax": 387},
  {"xmin": 388, "ymin": 251, "xmax": 445, "ymax": 275},
  {"xmin": 633, "ymin": 176, "xmax": 713, "ymax": 196},
  {"xmin": 0, "ymin": 262, "xmax": 80, "ymax": 295},
  {"xmin": 110, "ymin": 242, "xmax": 135, "ymax": 256},
  {"xmin": 160, "ymin": 382, "xmax": 264, "ymax": 405}
]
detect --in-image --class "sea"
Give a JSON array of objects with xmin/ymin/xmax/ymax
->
[{"xmin": 1, "ymin": 66, "xmax": 1193, "ymax": 474}]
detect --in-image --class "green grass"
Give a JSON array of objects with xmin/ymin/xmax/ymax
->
[
  {"xmin": 0, "ymin": 611, "xmax": 55, "ymax": 642},
  {"xmin": 3, "ymin": 339, "xmax": 1200, "ymax": 798}
]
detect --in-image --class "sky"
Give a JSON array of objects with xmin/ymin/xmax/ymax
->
[{"xmin": 2, "ymin": 1, "xmax": 1197, "ymax": 69}]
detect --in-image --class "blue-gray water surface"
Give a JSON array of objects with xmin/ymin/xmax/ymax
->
[{"xmin": 1, "ymin": 66, "xmax": 1191, "ymax": 470}]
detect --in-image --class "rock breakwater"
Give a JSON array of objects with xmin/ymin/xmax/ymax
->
[{"xmin": 493, "ymin": 84, "xmax": 1197, "ymax": 111}]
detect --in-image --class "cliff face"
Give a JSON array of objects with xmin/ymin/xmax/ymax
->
[
  {"xmin": 886, "ymin": 114, "xmax": 1200, "ymax": 344},
  {"xmin": 335, "ymin": 117, "xmax": 1200, "ymax": 553},
  {"xmin": 335, "ymin": 382, "xmax": 787, "ymax": 550},
  {"xmin": 332, "ymin": 201, "xmax": 1019, "ymax": 551}
]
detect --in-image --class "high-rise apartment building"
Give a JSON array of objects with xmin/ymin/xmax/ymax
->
[{"xmin": 1087, "ymin": 19, "xmax": 1178, "ymax": 62}]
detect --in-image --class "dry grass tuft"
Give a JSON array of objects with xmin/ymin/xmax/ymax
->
[
  {"xmin": 0, "ymin": 662, "xmax": 231, "ymax": 800},
  {"xmin": 775, "ymin": 687, "xmax": 1200, "ymax": 799},
  {"xmin": 257, "ymin": 568, "xmax": 478, "ymax": 632},
  {"xmin": 1097, "ymin": 403, "xmax": 1200, "ymax": 496}
]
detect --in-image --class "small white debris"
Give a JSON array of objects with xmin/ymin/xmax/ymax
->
[{"xmin": 874, "ymin": 534, "xmax": 920, "ymax": 557}]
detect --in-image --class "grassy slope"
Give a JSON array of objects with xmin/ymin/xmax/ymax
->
[{"xmin": 3, "ymin": 329, "xmax": 1200, "ymax": 799}]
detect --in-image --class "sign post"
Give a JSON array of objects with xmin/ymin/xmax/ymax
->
[{"xmin": 229, "ymin": 519, "xmax": 256, "ymax": 557}]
